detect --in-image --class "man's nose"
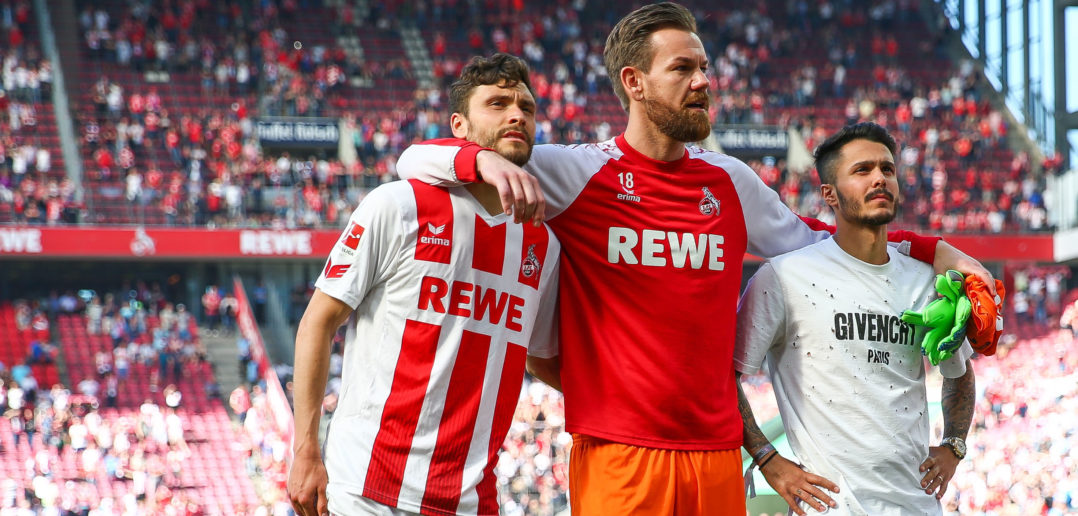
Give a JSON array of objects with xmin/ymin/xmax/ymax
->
[
  {"xmin": 505, "ymin": 104, "xmax": 525, "ymax": 125},
  {"xmin": 871, "ymin": 168, "xmax": 888, "ymax": 186},
  {"xmin": 691, "ymin": 69, "xmax": 709, "ymax": 91}
]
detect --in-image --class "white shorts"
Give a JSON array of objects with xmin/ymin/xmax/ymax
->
[{"xmin": 330, "ymin": 494, "xmax": 423, "ymax": 516}]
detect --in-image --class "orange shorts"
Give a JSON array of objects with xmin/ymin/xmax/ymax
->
[{"xmin": 569, "ymin": 434, "xmax": 744, "ymax": 516}]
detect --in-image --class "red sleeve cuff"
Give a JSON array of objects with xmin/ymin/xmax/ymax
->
[
  {"xmin": 887, "ymin": 230, "xmax": 941, "ymax": 264},
  {"xmin": 798, "ymin": 215, "xmax": 835, "ymax": 234},
  {"xmin": 420, "ymin": 138, "xmax": 490, "ymax": 183},
  {"xmin": 907, "ymin": 233, "xmax": 941, "ymax": 264}
]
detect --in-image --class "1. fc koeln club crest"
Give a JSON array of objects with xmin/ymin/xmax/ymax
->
[
  {"xmin": 699, "ymin": 187, "xmax": 720, "ymax": 216},
  {"xmin": 521, "ymin": 244, "xmax": 541, "ymax": 278}
]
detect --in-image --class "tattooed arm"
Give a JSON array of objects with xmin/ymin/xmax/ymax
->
[
  {"xmin": 941, "ymin": 360, "xmax": 976, "ymax": 442},
  {"xmin": 918, "ymin": 359, "xmax": 976, "ymax": 499},
  {"xmin": 737, "ymin": 372, "xmax": 773, "ymax": 456},
  {"xmin": 737, "ymin": 373, "xmax": 838, "ymax": 515}
]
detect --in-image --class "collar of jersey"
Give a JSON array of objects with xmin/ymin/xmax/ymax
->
[
  {"xmin": 615, "ymin": 133, "xmax": 690, "ymax": 173},
  {"xmin": 458, "ymin": 187, "xmax": 510, "ymax": 226},
  {"xmin": 824, "ymin": 238, "xmax": 896, "ymax": 275}
]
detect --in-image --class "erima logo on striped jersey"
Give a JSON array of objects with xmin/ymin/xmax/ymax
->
[{"xmin": 420, "ymin": 222, "xmax": 451, "ymax": 246}]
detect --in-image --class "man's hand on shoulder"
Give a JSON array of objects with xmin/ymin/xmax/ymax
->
[
  {"xmin": 933, "ymin": 241, "xmax": 997, "ymax": 297},
  {"xmin": 476, "ymin": 150, "xmax": 545, "ymax": 225}
]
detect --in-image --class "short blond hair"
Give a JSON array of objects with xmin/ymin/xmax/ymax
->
[{"xmin": 604, "ymin": 2, "xmax": 698, "ymax": 111}]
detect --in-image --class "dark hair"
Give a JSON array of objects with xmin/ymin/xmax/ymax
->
[
  {"xmin": 813, "ymin": 122, "xmax": 898, "ymax": 184},
  {"xmin": 449, "ymin": 53, "xmax": 534, "ymax": 116},
  {"xmin": 604, "ymin": 2, "xmax": 697, "ymax": 111}
]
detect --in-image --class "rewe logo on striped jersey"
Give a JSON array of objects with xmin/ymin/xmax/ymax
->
[{"xmin": 418, "ymin": 276, "xmax": 527, "ymax": 331}]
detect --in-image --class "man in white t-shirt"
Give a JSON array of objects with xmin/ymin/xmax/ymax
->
[
  {"xmin": 734, "ymin": 123, "xmax": 977, "ymax": 516},
  {"xmin": 288, "ymin": 54, "xmax": 560, "ymax": 516}
]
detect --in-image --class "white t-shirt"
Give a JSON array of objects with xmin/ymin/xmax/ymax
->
[
  {"xmin": 735, "ymin": 238, "xmax": 972, "ymax": 516},
  {"xmin": 316, "ymin": 179, "xmax": 560, "ymax": 516}
]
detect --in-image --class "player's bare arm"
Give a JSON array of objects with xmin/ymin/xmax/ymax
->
[
  {"xmin": 475, "ymin": 149, "xmax": 546, "ymax": 225},
  {"xmin": 737, "ymin": 373, "xmax": 839, "ymax": 515},
  {"xmin": 289, "ymin": 290, "xmax": 354, "ymax": 516},
  {"xmin": 933, "ymin": 241, "xmax": 997, "ymax": 297},
  {"xmin": 526, "ymin": 355, "xmax": 562, "ymax": 392},
  {"xmin": 920, "ymin": 360, "xmax": 975, "ymax": 499}
]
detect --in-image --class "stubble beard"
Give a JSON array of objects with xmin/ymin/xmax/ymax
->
[
  {"xmin": 835, "ymin": 189, "xmax": 898, "ymax": 227},
  {"xmin": 470, "ymin": 125, "xmax": 533, "ymax": 167}
]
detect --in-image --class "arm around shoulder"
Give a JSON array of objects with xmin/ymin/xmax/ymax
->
[
  {"xmin": 396, "ymin": 138, "xmax": 488, "ymax": 185},
  {"xmin": 526, "ymin": 355, "xmax": 562, "ymax": 392},
  {"xmin": 932, "ymin": 241, "xmax": 997, "ymax": 296}
]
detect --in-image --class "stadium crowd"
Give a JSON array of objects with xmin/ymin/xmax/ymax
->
[
  {"xmin": 0, "ymin": 284, "xmax": 276, "ymax": 515},
  {"xmin": 2, "ymin": 0, "xmax": 1078, "ymax": 515},
  {"xmin": 940, "ymin": 326, "xmax": 1078, "ymax": 514},
  {"xmin": 0, "ymin": 0, "xmax": 1063, "ymax": 233},
  {"xmin": 0, "ymin": 0, "xmax": 77, "ymax": 226},
  {"xmin": 1, "ymin": 378, "xmax": 207, "ymax": 515},
  {"xmin": 1007, "ymin": 265, "xmax": 1072, "ymax": 330}
]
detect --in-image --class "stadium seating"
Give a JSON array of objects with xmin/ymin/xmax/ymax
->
[
  {"xmin": 0, "ymin": 302, "xmax": 60, "ymax": 387},
  {"xmin": 2, "ymin": 1, "xmax": 1075, "ymax": 514},
  {"xmin": 0, "ymin": 305, "xmax": 259, "ymax": 513},
  {"xmin": 0, "ymin": 6, "xmax": 68, "ymax": 225},
  {"xmin": 0, "ymin": 0, "xmax": 1048, "ymax": 233}
]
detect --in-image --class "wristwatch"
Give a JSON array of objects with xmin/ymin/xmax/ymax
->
[{"xmin": 941, "ymin": 437, "xmax": 967, "ymax": 460}]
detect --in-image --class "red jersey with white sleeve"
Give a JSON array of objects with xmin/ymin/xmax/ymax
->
[
  {"xmin": 396, "ymin": 135, "xmax": 938, "ymax": 451},
  {"xmin": 316, "ymin": 179, "xmax": 560, "ymax": 516}
]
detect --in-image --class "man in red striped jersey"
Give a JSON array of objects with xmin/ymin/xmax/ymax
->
[
  {"xmin": 394, "ymin": 4, "xmax": 994, "ymax": 514},
  {"xmin": 288, "ymin": 54, "xmax": 560, "ymax": 516}
]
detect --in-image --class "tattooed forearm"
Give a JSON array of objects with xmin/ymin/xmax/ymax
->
[
  {"xmin": 737, "ymin": 372, "xmax": 772, "ymax": 454},
  {"xmin": 941, "ymin": 360, "xmax": 976, "ymax": 439}
]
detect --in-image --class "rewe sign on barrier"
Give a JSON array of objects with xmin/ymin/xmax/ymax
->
[{"xmin": 0, "ymin": 225, "xmax": 1058, "ymax": 262}]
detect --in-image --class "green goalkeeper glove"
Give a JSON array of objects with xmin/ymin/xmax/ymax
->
[{"xmin": 900, "ymin": 270, "xmax": 973, "ymax": 366}]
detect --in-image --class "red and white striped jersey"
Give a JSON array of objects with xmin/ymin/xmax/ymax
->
[
  {"xmin": 316, "ymin": 179, "xmax": 560, "ymax": 516},
  {"xmin": 397, "ymin": 136, "xmax": 939, "ymax": 451}
]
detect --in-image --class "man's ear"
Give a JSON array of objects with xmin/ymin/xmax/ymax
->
[
  {"xmin": 821, "ymin": 184, "xmax": 838, "ymax": 208},
  {"xmin": 450, "ymin": 112, "xmax": 468, "ymax": 139},
  {"xmin": 622, "ymin": 67, "xmax": 645, "ymax": 102}
]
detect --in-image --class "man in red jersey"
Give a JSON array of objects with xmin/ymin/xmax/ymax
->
[
  {"xmin": 394, "ymin": 4, "xmax": 993, "ymax": 514},
  {"xmin": 288, "ymin": 54, "xmax": 560, "ymax": 516}
]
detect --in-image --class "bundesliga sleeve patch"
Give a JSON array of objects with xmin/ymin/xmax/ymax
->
[{"xmin": 342, "ymin": 221, "xmax": 365, "ymax": 249}]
